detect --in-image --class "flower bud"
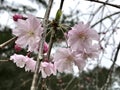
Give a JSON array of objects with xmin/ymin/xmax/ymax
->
[
  {"xmin": 14, "ymin": 44, "xmax": 22, "ymax": 52},
  {"xmin": 13, "ymin": 14, "xmax": 26, "ymax": 21},
  {"xmin": 43, "ymin": 42, "xmax": 49, "ymax": 53}
]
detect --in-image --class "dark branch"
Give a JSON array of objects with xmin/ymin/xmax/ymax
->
[
  {"xmin": 86, "ymin": 0, "xmax": 120, "ymax": 9},
  {"xmin": 101, "ymin": 42, "xmax": 120, "ymax": 90},
  {"xmin": 91, "ymin": 11, "xmax": 120, "ymax": 27},
  {"xmin": 0, "ymin": 37, "xmax": 17, "ymax": 49},
  {"xmin": 59, "ymin": 0, "xmax": 64, "ymax": 10}
]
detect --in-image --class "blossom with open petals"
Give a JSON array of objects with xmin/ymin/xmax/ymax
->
[
  {"xmin": 10, "ymin": 54, "xmax": 28, "ymax": 68},
  {"xmin": 40, "ymin": 62, "xmax": 56, "ymax": 78},
  {"xmin": 12, "ymin": 15, "xmax": 43, "ymax": 52},
  {"xmin": 10, "ymin": 54, "xmax": 36, "ymax": 72},
  {"xmin": 25, "ymin": 57, "xmax": 36, "ymax": 72},
  {"xmin": 81, "ymin": 44, "xmax": 100, "ymax": 60},
  {"xmin": 68, "ymin": 22, "xmax": 99, "ymax": 51},
  {"xmin": 53, "ymin": 48, "xmax": 86, "ymax": 73}
]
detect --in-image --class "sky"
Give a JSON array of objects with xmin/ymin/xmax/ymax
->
[{"xmin": 0, "ymin": 0, "xmax": 120, "ymax": 70}]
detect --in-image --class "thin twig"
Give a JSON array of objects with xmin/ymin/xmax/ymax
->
[
  {"xmin": 30, "ymin": 0, "xmax": 54, "ymax": 90},
  {"xmin": 0, "ymin": 60, "xmax": 9, "ymax": 62},
  {"xmin": 47, "ymin": 27, "xmax": 55, "ymax": 60},
  {"xmin": 101, "ymin": 42, "xmax": 120, "ymax": 90},
  {"xmin": 47, "ymin": 0, "xmax": 65, "ymax": 60},
  {"xmin": 59, "ymin": 25, "xmax": 69, "ymax": 48},
  {"xmin": 64, "ymin": 77, "xmax": 76, "ymax": 90},
  {"xmin": 91, "ymin": 11, "xmax": 120, "ymax": 27},
  {"xmin": 0, "ymin": 37, "xmax": 17, "ymax": 49},
  {"xmin": 86, "ymin": 0, "xmax": 120, "ymax": 9}
]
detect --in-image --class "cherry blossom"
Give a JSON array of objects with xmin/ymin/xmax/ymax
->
[
  {"xmin": 12, "ymin": 15, "xmax": 43, "ymax": 52},
  {"xmin": 10, "ymin": 15, "xmax": 101, "ymax": 78},
  {"xmin": 81, "ymin": 44, "xmax": 101, "ymax": 60},
  {"xmin": 40, "ymin": 62, "xmax": 56, "ymax": 78},
  {"xmin": 10, "ymin": 54, "xmax": 28, "ymax": 68},
  {"xmin": 74, "ymin": 54, "xmax": 86, "ymax": 70},
  {"xmin": 25, "ymin": 57, "xmax": 36, "ymax": 72},
  {"xmin": 10, "ymin": 54, "xmax": 36, "ymax": 72},
  {"xmin": 10, "ymin": 54, "xmax": 56, "ymax": 78},
  {"xmin": 68, "ymin": 22, "xmax": 99, "ymax": 51},
  {"xmin": 53, "ymin": 48, "xmax": 86, "ymax": 73}
]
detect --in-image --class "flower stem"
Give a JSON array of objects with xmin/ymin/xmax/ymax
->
[
  {"xmin": 47, "ymin": 0, "xmax": 65, "ymax": 60},
  {"xmin": 30, "ymin": 0, "xmax": 53, "ymax": 90}
]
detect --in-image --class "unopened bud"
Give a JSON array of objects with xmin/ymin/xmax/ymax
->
[
  {"xmin": 13, "ymin": 14, "xmax": 26, "ymax": 21},
  {"xmin": 14, "ymin": 44, "xmax": 22, "ymax": 52},
  {"xmin": 43, "ymin": 42, "xmax": 49, "ymax": 53}
]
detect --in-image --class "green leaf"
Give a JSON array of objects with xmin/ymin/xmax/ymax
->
[{"xmin": 55, "ymin": 9, "xmax": 62, "ymax": 22}]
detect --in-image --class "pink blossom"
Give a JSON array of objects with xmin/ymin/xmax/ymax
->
[
  {"xmin": 53, "ymin": 48, "xmax": 86, "ymax": 73},
  {"xmin": 68, "ymin": 22, "xmax": 99, "ymax": 51},
  {"xmin": 81, "ymin": 44, "xmax": 100, "ymax": 60},
  {"xmin": 74, "ymin": 54, "xmax": 86, "ymax": 70},
  {"xmin": 10, "ymin": 54, "xmax": 28, "ymax": 68},
  {"xmin": 10, "ymin": 54, "xmax": 37, "ymax": 72},
  {"xmin": 12, "ymin": 15, "xmax": 43, "ymax": 52},
  {"xmin": 25, "ymin": 57, "xmax": 36, "ymax": 72},
  {"xmin": 40, "ymin": 62, "xmax": 56, "ymax": 78}
]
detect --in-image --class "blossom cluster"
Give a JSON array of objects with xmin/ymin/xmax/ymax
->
[
  {"xmin": 54, "ymin": 22, "xmax": 100, "ymax": 73},
  {"xmin": 10, "ymin": 54, "xmax": 56, "ymax": 78},
  {"xmin": 10, "ymin": 14, "xmax": 100, "ymax": 78}
]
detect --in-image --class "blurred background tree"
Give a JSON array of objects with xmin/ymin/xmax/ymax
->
[{"xmin": 0, "ymin": 0, "xmax": 120, "ymax": 90}]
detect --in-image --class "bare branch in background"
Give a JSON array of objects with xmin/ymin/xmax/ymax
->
[
  {"xmin": 101, "ymin": 42, "xmax": 120, "ymax": 90},
  {"xmin": 0, "ymin": 37, "xmax": 17, "ymax": 49},
  {"xmin": 86, "ymin": 0, "xmax": 120, "ymax": 9},
  {"xmin": 92, "ymin": 11, "xmax": 120, "ymax": 27}
]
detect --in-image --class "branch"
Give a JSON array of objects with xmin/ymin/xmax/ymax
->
[
  {"xmin": 64, "ymin": 77, "xmax": 78, "ymax": 90},
  {"xmin": 86, "ymin": 0, "xmax": 120, "ymax": 9},
  {"xmin": 47, "ymin": 0, "xmax": 65, "ymax": 60},
  {"xmin": 0, "ymin": 37, "xmax": 17, "ymax": 49},
  {"xmin": 101, "ymin": 42, "xmax": 120, "ymax": 90},
  {"xmin": 0, "ymin": 60, "xmax": 9, "ymax": 62},
  {"xmin": 91, "ymin": 11, "xmax": 120, "ymax": 27},
  {"xmin": 30, "ymin": 0, "xmax": 54, "ymax": 90},
  {"xmin": 59, "ymin": 0, "xmax": 64, "ymax": 10}
]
